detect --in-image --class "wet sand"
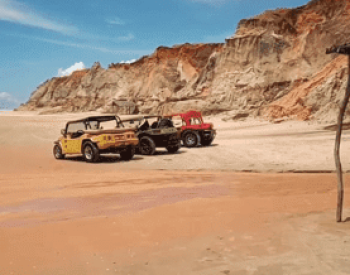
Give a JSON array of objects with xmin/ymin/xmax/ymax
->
[{"xmin": 1, "ymin": 112, "xmax": 350, "ymax": 274}]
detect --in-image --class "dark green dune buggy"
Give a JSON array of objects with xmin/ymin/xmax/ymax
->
[{"xmin": 118, "ymin": 115, "xmax": 181, "ymax": 155}]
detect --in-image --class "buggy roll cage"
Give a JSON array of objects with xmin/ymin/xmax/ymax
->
[{"xmin": 65, "ymin": 115, "xmax": 125, "ymax": 132}]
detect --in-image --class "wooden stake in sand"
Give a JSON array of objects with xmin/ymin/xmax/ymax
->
[{"xmin": 326, "ymin": 43, "xmax": 350, "ymax": 222}]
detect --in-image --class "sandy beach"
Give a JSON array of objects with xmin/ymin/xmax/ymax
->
[{"xmin": 1, "ymin": 111, "xmax": 350, "ymax": 274}]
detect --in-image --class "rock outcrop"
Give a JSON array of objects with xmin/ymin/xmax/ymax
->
[{"xmin": 16, "ymin": 0, "xmax": 350, "ymax": 122}]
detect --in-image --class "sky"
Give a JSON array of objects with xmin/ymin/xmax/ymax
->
[{"xmin": 0, "ymin": 0, "xmax": 309, "ymax": 110}]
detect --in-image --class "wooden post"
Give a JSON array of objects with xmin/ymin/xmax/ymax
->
[
  {"xmin": 326, "ymin": 44, "xmax": 350, "ymax": 222},
  {"xmin": 334, "ymin": 55, "xmax": 350, "ymax": 222}
]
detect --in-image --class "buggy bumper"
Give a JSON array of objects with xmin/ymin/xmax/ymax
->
[
  {"xmin": 97, "ymin": 138, "xmax": 139, "ymax": 150},
  {"xmin": 99, "ymin": 143, "xmax": 137, "ymax": 154}
]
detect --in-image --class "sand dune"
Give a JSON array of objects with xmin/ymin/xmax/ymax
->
[{"xmin": 1, "ymin": 112, "xmax": 350, "ymax": 274}]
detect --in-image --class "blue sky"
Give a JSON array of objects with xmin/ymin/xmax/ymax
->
[{"xmin": 0, "ymin": 0, "xmax": 308, "ymax": 110}]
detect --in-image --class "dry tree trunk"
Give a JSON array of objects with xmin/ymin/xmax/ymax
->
[{"xmin": 334, "ymin": 56, "xmax": 350, "ymax": 222}]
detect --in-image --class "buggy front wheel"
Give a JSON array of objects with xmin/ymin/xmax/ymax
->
[{"xmin": 53, "ymin": 144, "xmax": 65, "ymax": 159}]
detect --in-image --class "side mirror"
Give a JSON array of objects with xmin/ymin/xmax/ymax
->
[
  {"xmin": 61, "ymin": 129, "xmax": 66, "ymax": 136},
  {"xmin": 77, "ymin": 130, "xmax": 84, "ymax": 135}
]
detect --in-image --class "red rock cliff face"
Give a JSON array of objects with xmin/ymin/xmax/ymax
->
[
  {"xmin": 210, "ymin": 0, "xmax": 350, "ymax": 121},
  {"xmin": 16, "ymin": 0, "xmax": 350, "ymax": 121},
  {"xmin": 18, "ymin": 43, "xmax": 223, "ymax": 115}
]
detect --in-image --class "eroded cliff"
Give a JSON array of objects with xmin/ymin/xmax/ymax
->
[{"xmin": 16, "ymin": 0, "xmax": 350, "ymax": 121}]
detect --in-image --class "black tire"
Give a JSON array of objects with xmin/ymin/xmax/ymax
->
[
  {"xmin": 138, "ymin": 136, "xmax": 156, "ymax": 155},
  {"xmin": 201, "ymin": 138, "xmax": 213, "ymax": 146},
  {"xmin": 83, "ymin": 142, "xmax": 100, "ymax": 162},
  {"xmin": 183, "ymin": 131, "xmax": 200, "ymax": 147},
  {"xmin": 53, "ymin": 144, "xmax": 65, "ymax": 159},
  {"xmin": 166, "ymin": 145, "xmax": 180, "ymax": 153},
  {"xmin": 120, "ymin": 145, "xmax": 135, "ymax": 161}
]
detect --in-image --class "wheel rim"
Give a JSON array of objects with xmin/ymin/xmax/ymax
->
[
  {"xmin": 186, "ymin": 134, "xmax": 196, "ymax": 146},
  {"xmin": 84, "ymin": 146, "xmax": 93, "ymax": 160},
  {"xmin": 55, "ymin": 146, "xmax": 61, "ymax": 158},
  {"xmin": 140, "ymin": 140, "xmax": 151, "ymax": 154}
]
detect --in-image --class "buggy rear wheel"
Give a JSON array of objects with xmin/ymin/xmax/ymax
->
[
  {"xmin": 83, "ymin": 142, "xmax": 100, "ymax": 162},
  {"xmin": 166, "ymin": 144, "xmax": 180, "ymax": 153},
  {"xmin": 183, "ymin": 131, "xmax": 199, "ymax": 147},
  {"xmin": 201, "ymin": 138, "xmax": 213, "ymax": 146},
  {"xmin": 120, "ymin": 145, "xmax": 135, "ymax": 161},
  {"xmin": 138, "ymin": 136, "xmax": 156, "ymax": 155}
]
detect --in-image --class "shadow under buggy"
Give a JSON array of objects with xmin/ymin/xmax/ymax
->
[{"xmin": 119, "ymin": 115, "xmax": 181, "ymax": 155}]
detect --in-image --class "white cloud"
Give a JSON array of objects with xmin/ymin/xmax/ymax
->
[
  {"xmin": 106, "ymin": 17, "xmax": 126, "ymax": 25},
  {"xmin": 0, "ymin": 0, "xmax": 77, "ymax": 35},
  {"xmin": 39, "ymin": 37, "xmax": 121, "ymax": 53},
  {"xmin": 5, "ymin": 32, "xmax": 148, "ymax": 55},
  {"xmin": 0, "ymin": 92, "xmax": 19, "ymax": 102},
  {"xmin": 0, "ymin": 92, "xmax": 20, "ymax": 110},
  {"xmin": 188, "ymin": 0, "xmax": 231, "ymax": 5},
  {"xmin": 57, "ymin": 62, "xmax": 86, "ymax": 77},
  {"xmin": 0, "ymin": 92, "xmax": 11, "ymax": 100},
  {"xmin": 117, "ymin": 33, "xmax": 135, "ymax": 42},
  {"xmin": 119, "ymin": 59, "xmax": 137, "ymax": 64},
  {"xmin": 38, "ymin": 36, "xmax": 143, "ymax": 54}
]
